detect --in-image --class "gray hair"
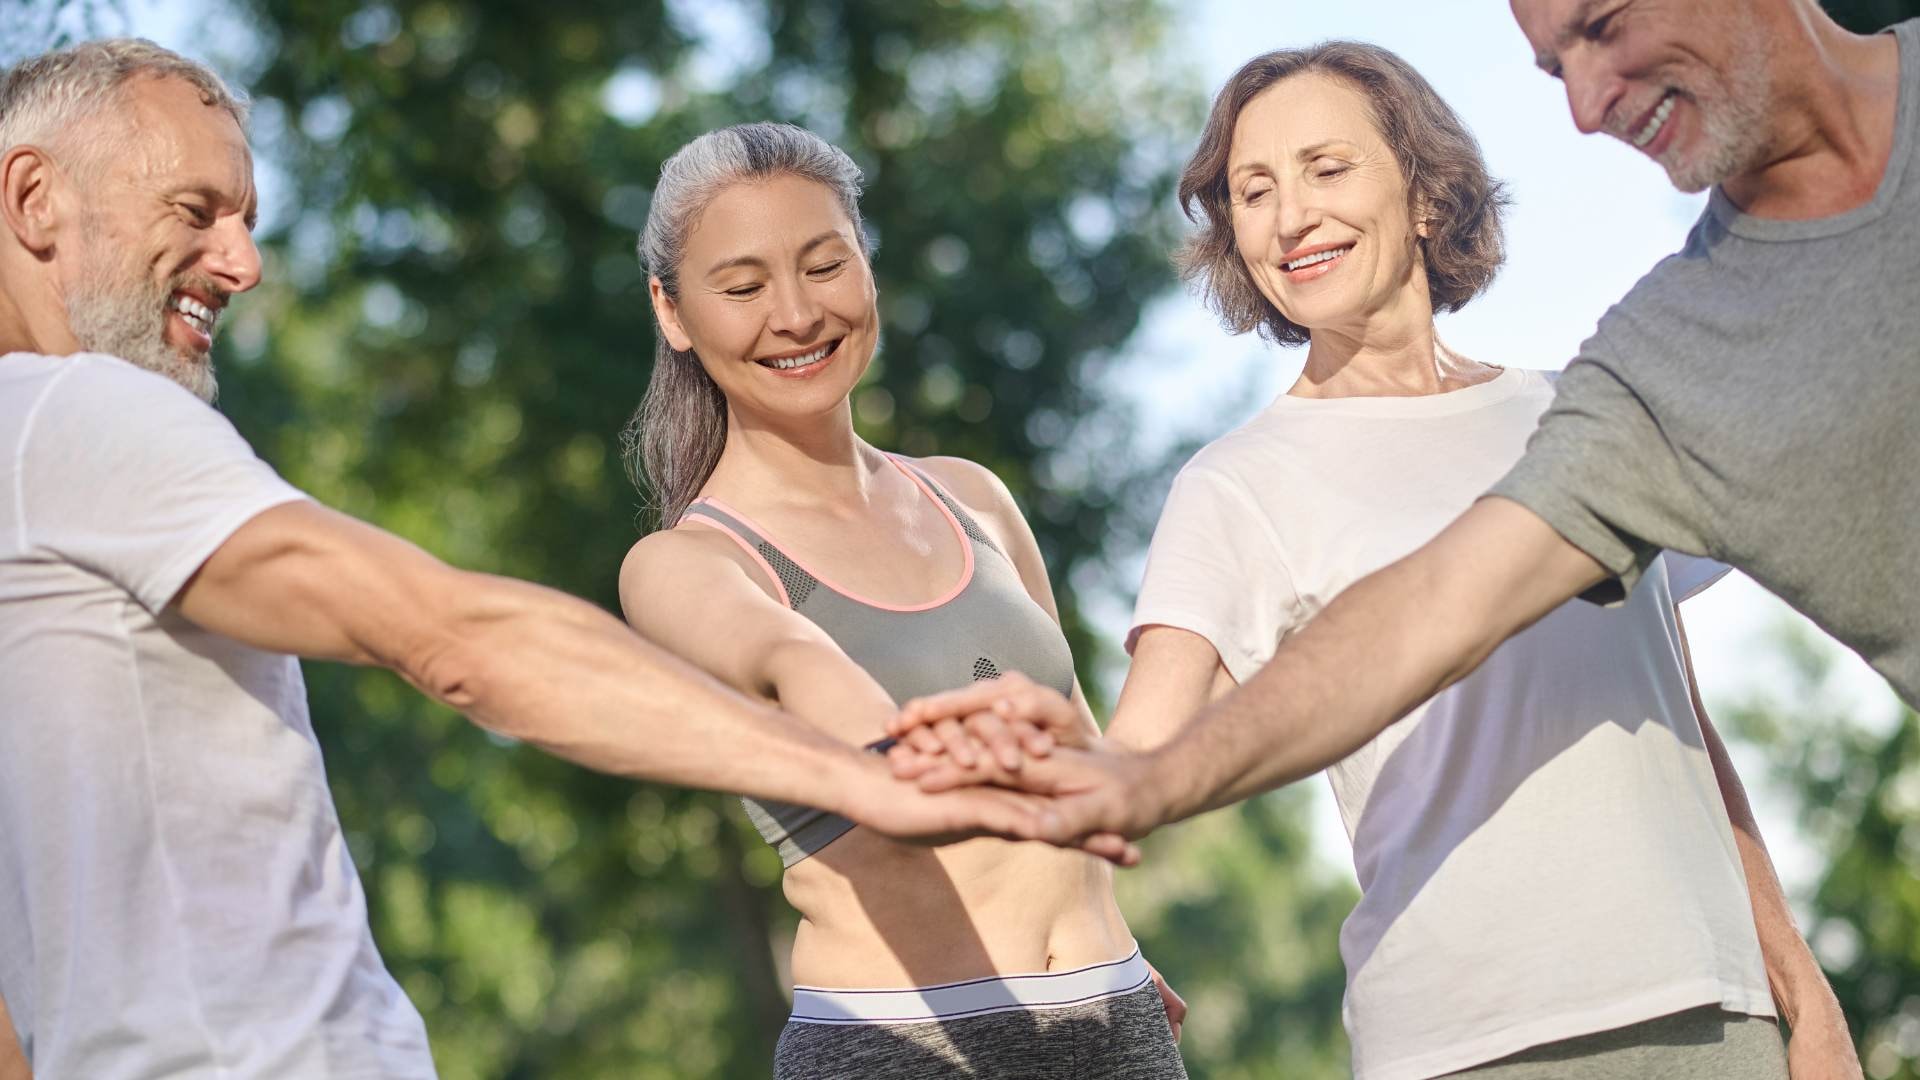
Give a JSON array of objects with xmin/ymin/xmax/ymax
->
[
  {"xmin": 0, "ymin": 38, "xmax": 249, "ymax": 185},
  {"xmin": 621, "ymin": 122, "xmax": 869, "ymax": 531}
]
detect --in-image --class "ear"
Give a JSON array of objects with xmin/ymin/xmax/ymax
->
[
  {"xmin": 649, "ymin": 275, "xmax": 695, "ymax": 353},
  {"xmin": 1413, "ymin": 196, "xmax": 1435, "ymax": 240},
  {"xmin": 1, "ymin": 146, "xmax": 64, "ymax": 256}
]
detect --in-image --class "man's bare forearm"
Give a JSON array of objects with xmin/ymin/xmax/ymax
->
[
  {"xmin": 405, "ymin": 573, "xmax": 872, "ymax": 812},
  {"xmin": 1147, "ymin": 499, "xmax": 1605, "ymax": 823}
]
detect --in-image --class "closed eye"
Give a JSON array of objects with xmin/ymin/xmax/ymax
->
[
  {"xmin": 807, "ymin": 259, "xmax": 847, "ymax": 277},
  {"xmin": 177, "ymin": 202, "xmax": 214, "ymax": 227}
]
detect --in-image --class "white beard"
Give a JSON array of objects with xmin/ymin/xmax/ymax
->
[{"xmin": 63, "ymin": 223, "xmax": 219, "ymax": 404}]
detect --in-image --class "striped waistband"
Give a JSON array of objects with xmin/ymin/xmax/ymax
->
[{"xmin": 788, "ymin": 946, "xmax": 1149, "ymax": 1026}]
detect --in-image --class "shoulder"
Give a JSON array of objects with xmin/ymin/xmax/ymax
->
[
  {"xmin": 903, "ymin": 454, "xmax": 1023, "ymax": 532},
  {"xmin": 619, "ymin": 521, "xmax": 777, "ymax": 614},
  {"xmin": 25, "ymin": 353, "xmax": 245, "ymax": 452},
  {"xmin": 909, "ymin": 454, "xmax": 1012, "ymax": 507}
]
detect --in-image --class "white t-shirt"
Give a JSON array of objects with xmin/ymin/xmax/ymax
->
[
  {"xmin": 0, "ymin": 353, "xmax": 435, "ymax": 1079},
  {"xmin": 1130, "ymin": 367, "xmax": 1773, "ymax": 1080}
]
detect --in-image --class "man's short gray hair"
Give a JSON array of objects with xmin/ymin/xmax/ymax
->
[{"xmin": 0, "ymin": 38, "xmax": 249, "ymax": 181}]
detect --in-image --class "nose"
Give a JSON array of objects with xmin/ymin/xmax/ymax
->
[
  {"xmin": 766, "ymin": 274, "xmax": 825, "ymax": 339},
  {"xmin": 1274, "ymin": 187, "xmax": 1320, "ymax": 252},
  {"xmin": 204, "ymin": 215, "xmax": 263, "ymax": 295},
  {"xmin": 1561, "ymin": 53, "xmax": 1624, "ymax": 136}
]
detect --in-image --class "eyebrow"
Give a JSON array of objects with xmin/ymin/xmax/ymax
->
[
  {"xmin": 702, "ymin": 230, "xmax": 848, "ymax": 277},
  {"xmin": 1536, "ymin": 0, "xmax": 1612, "ymax": 71},
  {"xmin": 1228, "ymin": 140, "xmax": 1353, "ymax": 179}
]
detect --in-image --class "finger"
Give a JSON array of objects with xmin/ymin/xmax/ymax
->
[
  {"xmin": 887, "ymin": 744, "xmax": 939, "ymax": 779},
  {"xmin": 945, "ymin": 789, "xmax": 1045, "ymax": 841},
  {"xmin": 965, "ymin": 711, "xmax": 1025, "ymax": 771},
  {"xmin": 905, "ymin": 725, "xmax": 945, "ymax": 757},
  {"xmin": 934, "ymin": 718, "xmax": 976, "ymax": 768},
  {"xmin": 1077, "ymin": 833, "xmax": 1140, "ymax": 866},
  {"xmin": 915, "ymin": 761, "xmax": 986, "ymax": 793},
  {"xmin": 1007, "ymin": 717, "xmax": 1055, "ymax": 757},
  {"xmin": 898, "ymin": 674, "xmax": 1032, "ymax": 728}
]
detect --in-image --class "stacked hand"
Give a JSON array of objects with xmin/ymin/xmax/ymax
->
[{"xmin": 870, "ymin": 673, "xmax": 1170, "ymax": 865}]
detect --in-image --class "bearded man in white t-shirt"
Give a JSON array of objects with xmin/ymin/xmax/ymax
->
[{"xmin": 0, "ymin": 40, "xmax": 1062, "ymax": 1079}]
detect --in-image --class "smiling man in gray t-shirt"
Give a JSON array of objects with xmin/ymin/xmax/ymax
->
[{"xmin": 1490, "ymin": 17, "xmax": 1920, "ymax": 702}]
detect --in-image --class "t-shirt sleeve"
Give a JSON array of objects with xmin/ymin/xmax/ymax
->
[
  {"xmin": 1128, "ymin": 463, "xmax": 1303, "ymax": 685},
  {"xmin": 1662, "ymin": 552, "xmax": 1731, "ymax": 603},
  {"xmin": 16, "ymin": 356, "xmax": 309, "ymax": 614},
  {"xmin": 1487, "ymin": 347, "xmax": 1716, "ymax": 604}
]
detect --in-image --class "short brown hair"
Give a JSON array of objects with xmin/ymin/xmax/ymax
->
[{"xmin": 1178, "ymin": 41, "xmax": 1509, "ymax": 346}]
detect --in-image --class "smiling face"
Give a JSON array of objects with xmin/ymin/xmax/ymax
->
[
  {"xmin": 650, "ymin": 173, "xmax": 878, "ymax": 424},
  {"xmin": 1511, "ymin": 0, "xmax": 1775, "ymax": 193},
  {"xmin": 1226, "ymin": 73, "xmax": 1431, "ymax": 340},
  {"xmin": 57, "ymin": 74, "xmax": 260, "ymax": 402}
]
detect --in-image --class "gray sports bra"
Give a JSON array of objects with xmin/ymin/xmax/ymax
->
[{"xmin": 680, "ymin": 456, "xmax": 1076, "ymax": 866}]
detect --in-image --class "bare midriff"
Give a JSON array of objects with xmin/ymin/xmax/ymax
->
[{"xmin": 783, "ymin": 827, "xmax": 1134, "ymax": 989}]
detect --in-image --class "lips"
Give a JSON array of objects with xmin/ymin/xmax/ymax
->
[
  {"xmin": 1280, "ymin": 243, "xmax": 1355, "ymax": 281},
  {"xmin": 755, "ymin": 337, "xmax": 843, "ymax": 376},
  {"xmin": 167, "ymin": 289, "xmax": 222, "ymax": 353}
]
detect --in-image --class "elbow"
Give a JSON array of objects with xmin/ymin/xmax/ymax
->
[{"xmin": 385, "ymin": 568, "xmax": 525, "ymax": 717}]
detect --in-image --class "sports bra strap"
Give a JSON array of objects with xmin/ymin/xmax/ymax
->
[
  {"xmin": 888, "ymin": 458, "xmax": 1006, "ymax": 557},
  {"xmin": 680, "ymin": 500, "xmax": 819, "ymax": 609}
]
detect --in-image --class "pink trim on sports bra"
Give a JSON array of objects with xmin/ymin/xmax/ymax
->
[
  {"xmin": 688, "ymin": 455, "xmax": 976, "ymax": 612},
  {"xmin": 679, "ymin": 512, "xmax": 794, "ymax": 609}
]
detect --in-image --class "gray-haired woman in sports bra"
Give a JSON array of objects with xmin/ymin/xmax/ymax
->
[{"xmin": 615, "ymin": 122, "xmax": 1187, "ymax": 1080}]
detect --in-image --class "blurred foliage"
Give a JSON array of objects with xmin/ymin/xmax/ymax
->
[
  {"xmin": 1721, "ymin": 633, "xmax": 1920, "ymax": 1080},
  {"xmin": 29, "ymin": 0, "xmax": 1357, "ymax": 1075}
]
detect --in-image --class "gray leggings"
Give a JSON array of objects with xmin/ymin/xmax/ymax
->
[
  {"xmin": 1442, "ymin": 1006, "xmax": 1789, "ymax": 1079},
  {"xmin": 773, "ymin": 983, "xmax": 1188, "ymax": 1080}
]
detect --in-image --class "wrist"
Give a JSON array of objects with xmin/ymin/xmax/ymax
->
[
  {"xmin": 779, "ymin": 716, "xmax": 879, "ymax": 820},
  {"xmin": 1140, "ymin": 738, "xmax": 1205, "ymax": 827},
  {"xmin": 1772, "ymin": 952, "xmax": 1841, "ymax": 1031}
]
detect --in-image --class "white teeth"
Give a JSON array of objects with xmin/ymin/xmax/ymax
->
[
  {"xmin": 762, "ymin": 343, "xmax": 832, "ymax": 369},
  {"xmin": 170, "ymin": 294, "xmax": 216, "ymax": 336},
  {"xmin": 1633, "ymin": 93, "xmax": 1676, "ymax": 148},
  {"xmin": 1285, "ymin": 246, "xmax": 1352, "ymax": 272}
]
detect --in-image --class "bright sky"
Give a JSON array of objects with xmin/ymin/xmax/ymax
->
[{"xmin": 112, "ymin": 0, "xmax": 1903, "ymax": 893}]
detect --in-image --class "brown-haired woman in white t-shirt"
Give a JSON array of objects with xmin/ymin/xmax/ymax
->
[{"xmin": 887, "ymin": 40, "xmax": 1856, "ymax": 1080}]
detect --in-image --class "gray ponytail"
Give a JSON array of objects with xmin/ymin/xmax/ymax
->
[{"xmin": 621, "ymin": 122, "xmax": 869, "ymax": 531}]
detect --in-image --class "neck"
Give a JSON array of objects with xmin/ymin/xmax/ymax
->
[
  {"xmin": 1292, "ymin": 313, "xmax": 1489, "ymax": 399},
  {"xmin": 1721, "ymin": 13, "xmax": 1901, "ymax": 218},
  {"xmin": 706, "ymin": 401, "xmax": 885, "ymax": 509},
  {"xmin": 0, "ymin": 266, "xmax": 67, "ymax": 355}
]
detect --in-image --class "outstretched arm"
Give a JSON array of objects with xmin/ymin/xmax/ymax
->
[
  {"xmin": 970, "ymin": 497, "xmax": 1609, "ymax": 848},
  {"xmin": 1146, "ymin": 497, "xmax": 1606, "ymax": 822},
  {"xmin": 173, "ymin": 501, "xmax": 1046, "ymax": 844},
  {"xmin": 1678, "ymin": 613, "xmax": 1860, "ymax": 1079}
]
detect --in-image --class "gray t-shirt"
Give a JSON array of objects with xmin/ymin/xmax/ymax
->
[{"xmin": 1492, "ymin": 19, "xmax": 1920, "ymax": 706}]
